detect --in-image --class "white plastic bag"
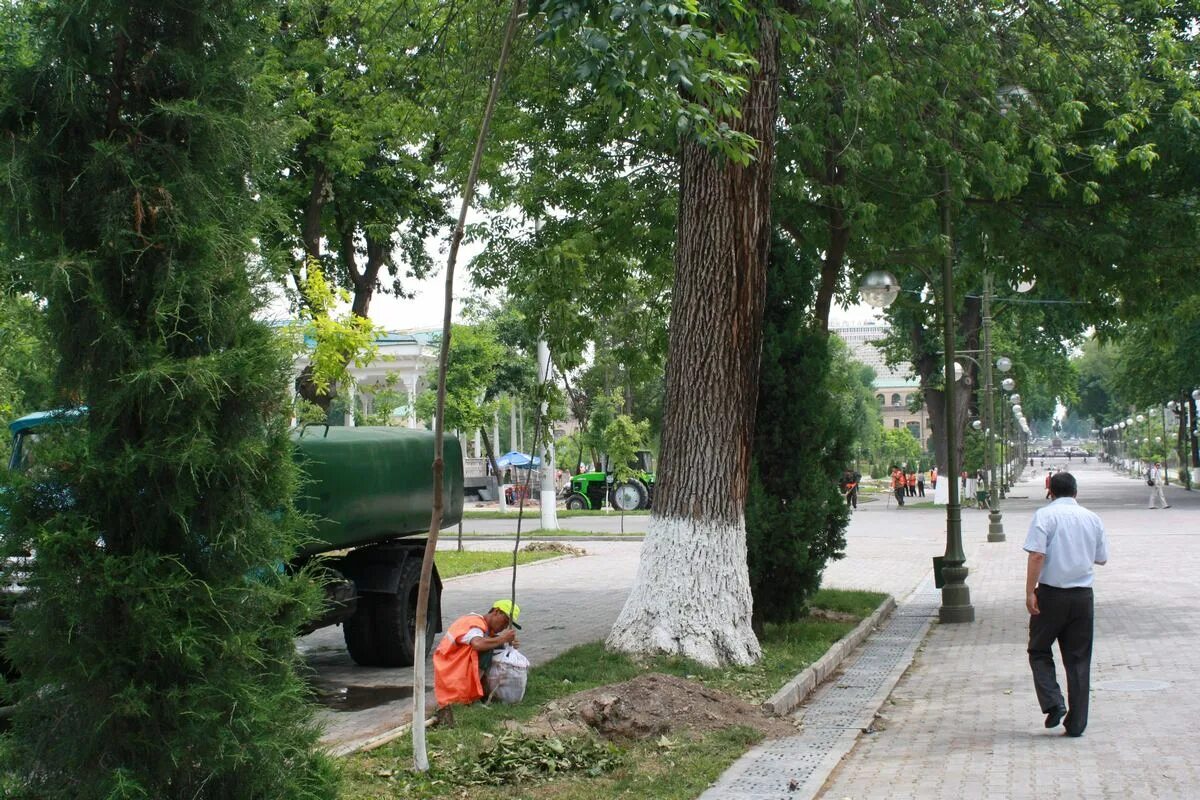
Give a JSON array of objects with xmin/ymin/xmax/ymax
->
[{"xmin": 486, "ymin": 645, "xmax": 529, "ymax": 704}]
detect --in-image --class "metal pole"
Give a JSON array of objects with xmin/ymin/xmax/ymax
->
[
  {"xmin": 983, "ymin": 271, "xmax": 1004, "ymax": 542},
  {"xmin": 1162, "ymin": 407, "xmax": 1170, "ymax": 485},
  {"xmin": 939, "ymin": 169, "xmax": 974, "ymax": 623},
  {"xmin": 1000, "ymin": 409, "xmax": 1007, "ymax": 498}
]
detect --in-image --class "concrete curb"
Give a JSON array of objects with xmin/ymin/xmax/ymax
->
[{"xmin": 761, "ymin": 594, "xmax": 897, "ymax": 716}]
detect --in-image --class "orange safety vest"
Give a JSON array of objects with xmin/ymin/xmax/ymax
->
[
  {"xmin": 906, "ymin": 473, "xmax": 916, "ymax": 488},
  {"xmin": 433, "ymin": 613, "xmax": 488, "ymax": 707}
]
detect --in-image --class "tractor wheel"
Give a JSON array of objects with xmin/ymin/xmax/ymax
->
[
  {"xmin": 565, "ymin": 492, "xmax": 589, "ymax": 511},
  {"xmin": 609, "ymin": 479, "xmax": 647, "ymax": 512}
]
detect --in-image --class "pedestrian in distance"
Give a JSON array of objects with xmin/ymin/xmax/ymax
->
[
  {"xmin": 1146, "ymin": 461, "xmax": 1170, "ymax": 509},
  {"xmin": 1024, "ymin": 471, "xmax": 1108, "ymax": 737},
  {"xmin": 906, "ymin": 470, "xmax": 917, "ymax": 497},
  {"xmin": 930, "ymin": 467, "xmax": 938, "ymax": 489},
  {"xmin": 890, "ymin": 467, "xmax": 906, "ymax": 507},
  {"xmin": 840, "ymin": 469, "xmax": 861, "ymax": 510},
  {"xmin": 917, "ymin": 471, "xmax": 926, "ymax": 497}
]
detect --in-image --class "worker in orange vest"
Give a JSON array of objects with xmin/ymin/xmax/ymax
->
[
  {"xmin": 906, "ymin": 470, "xmax": 917, "ymax": 497},
  {"xmin": 433, "ymin": 599, "xmax": 521, "ymax": 725},
  {"xmin": 931, "ymin": 467, "xmax": 938, "ymax": 489},
  {"xmin": 890, "ymin": 467, "xmax": 906, "ymax": 507}
]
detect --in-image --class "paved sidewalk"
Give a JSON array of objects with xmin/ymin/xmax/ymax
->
[{"xmin": 810, "ymin": 463, "xmax": 1200, "ymax": 799}]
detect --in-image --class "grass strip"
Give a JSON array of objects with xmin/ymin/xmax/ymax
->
[
  {"xmin": 436, "ymin": 549, "xmax": 564, "ymax": 579},
  {"xmin": 450, "ymin": 529, "xmax": 644, "ymax": 538},
  {"xmin": 462, "ymin": 509, "xmax": 651, "ymax": 520},
  {"xmin": 339, "ymin": 588, "xmax": 886, "ymax": 799}
]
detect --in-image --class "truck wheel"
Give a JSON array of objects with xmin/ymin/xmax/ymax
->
[
  {"xmin": 564, "ymin": 493, "xmax": 589, "ymax": 511},
  {"xmin": 609, "ymin": 479, "xmax": 647, "ymax": 512},
  {"xmin": 373, "ymin": 558, "xmax": 439, "ymax": 668},
  {"xmin": 343, "ymin": 594, "xmax": 380, "ymax": 667}
]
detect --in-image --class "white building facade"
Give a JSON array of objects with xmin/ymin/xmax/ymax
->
[{"xmin": 833, "ymin": 321, "xmax": 932, "ymax": 451}]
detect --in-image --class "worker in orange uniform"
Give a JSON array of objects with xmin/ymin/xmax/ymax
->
[
  {"xmin": 433, "ymin": 599, "xmax": 521, "ymax": 725},
  {"xmin": 890, "ymin": 467, "xmax": 906, "ymax": 507},
  {"xmin": 906, "ymin": 470, "xmax": 917, "ymax": 497}
]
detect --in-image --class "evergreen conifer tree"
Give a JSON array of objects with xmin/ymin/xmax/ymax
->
[
  {"xmin": 0, "ymin": 2, "xmax": 336, "ymax": 797},
  {"xmin": 745, "ymin": 239, "xmax": 852, "ymax": 630}
]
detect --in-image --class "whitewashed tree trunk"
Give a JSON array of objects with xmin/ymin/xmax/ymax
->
[{"xmin": 607, "ymin": 13, "xmax": 778, "ymax": 669}]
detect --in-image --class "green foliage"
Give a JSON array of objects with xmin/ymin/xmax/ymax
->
[
  {"xmin": 0, "ymin": 1, "xmax": 336, "ymax": 796},
  {"xmin": 446, "ymin": 732, "xmax": 622, "ymax": 786},
  {"xmin": 415, "ymin": 323, "xmax": 506, "ymax": 436},
  {"xmin": 1070, "ymin": 337, "xmax": 1124, "ymax": 425},
  {"xmin": 745, "ymin": 241, "xmax": 851, "ymax": 630},
  {"xmin": 826, "ymin": 336, "xmax": 883, "ymax": 463},
  {"xmin": 354, "ymin": 373, "xmax": 407, "ymax": 426},
  {"xmin": 1112, "ymin": 292, "xmax": 1200, "ymax": 411},
  {"xmin": 602, "ymin": 414, "xmax": 650, "ymax": 484},
  {"xmin": 258, "ymin": 0, "xmax": 476, "ymax": 316},
  {"xmin": 0, "ymin": 294, "xmax": 55, "ymax": 423},
  {"xmin": 290, "ymin": 261, "xmax": 382, "ymax": 396},
  {"xmin": 879, "ymin": 428, "xmax": 921, "ymax": 470}
]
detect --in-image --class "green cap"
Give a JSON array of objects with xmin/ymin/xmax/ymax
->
[{"xmin": 491, "ymin": 599, "xmax": 522, "ymax": 629}]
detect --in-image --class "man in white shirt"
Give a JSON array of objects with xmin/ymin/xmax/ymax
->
[
  {"xmin": 1147, "ymin": 462, "xmax": 1170, "ymax": 509},
  {"xmin": 1023, "ymin": 472, "xmax": 1108, "ymax": 737}
]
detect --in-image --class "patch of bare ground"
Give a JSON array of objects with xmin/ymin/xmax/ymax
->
[{"xmin": 511, "ymin": 672, "xmax": 797, "ymax": 742}]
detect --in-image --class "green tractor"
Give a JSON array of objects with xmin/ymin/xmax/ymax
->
[{"xmin": 564, "ymin": 450, "xmax": 655, "ymax": 511}]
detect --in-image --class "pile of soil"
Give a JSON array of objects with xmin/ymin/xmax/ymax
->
[{"xmin": 516, "ymin": 672, "xmax": 796, "ymax": 742}]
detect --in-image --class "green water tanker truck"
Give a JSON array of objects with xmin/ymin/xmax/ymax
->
[{"xmin": 1, "ymin": 412, "xmax": 462, "ymax": 676}]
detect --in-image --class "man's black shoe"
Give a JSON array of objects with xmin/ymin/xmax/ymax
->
[
  {"xmin": 1064, "ymin": 729, "xmax": 1083, "ymax": 738},
  {"xmin": 1044, "ymin": 706, "xmax": 1066, "ymax": 729}
]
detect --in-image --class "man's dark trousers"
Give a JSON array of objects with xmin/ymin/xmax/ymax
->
[{"xmin": 1028, "ymin": 585, "xmax": 1094, "ymax": 735}]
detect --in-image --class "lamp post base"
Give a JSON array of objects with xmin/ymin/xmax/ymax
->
[
  {"xmin": 939, "ymin": 563, "xmax": 975, "ymax": 623},
  {"xmin": 987, "ymin": 508, "xmax": 1005, "ymax": 542}
]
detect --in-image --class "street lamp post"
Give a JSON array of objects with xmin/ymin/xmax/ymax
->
[
  {"xmin": 979, "ymin": 272, "xmax": 1003, "ymax": 542},
  {"xmin": 861, "ymin": 264, "xmax": 972, "ymax": 623}
]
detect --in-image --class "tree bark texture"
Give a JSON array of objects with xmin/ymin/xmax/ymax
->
[
  {"xmin": 911, "ymin": 294, "xmax": 980, "ymax": 472},
  {"xmin": 607, "ymin": 13, "xmax": 779, "ymax": 668}
]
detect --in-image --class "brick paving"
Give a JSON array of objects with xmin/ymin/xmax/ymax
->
[{"xmin": 813, "ymin": 463, "xmax": 1200, "ymax": 799}]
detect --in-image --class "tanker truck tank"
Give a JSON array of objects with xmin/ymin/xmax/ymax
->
[
  {"xmin": 2, "ymin": 414, "xmax": 464, "ymax": 674},
  {"xmin": 290, "ymin": 425, "xmax": 463, "ymax": 667}
]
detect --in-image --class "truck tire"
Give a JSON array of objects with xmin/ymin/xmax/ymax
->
[
  {"xmin": 564, "ymin": 492, "xmax": 589, "ymax": 510},
  {"xmin": 609, "ymin": 479, "xmax": 647, "ymax": 512},
  {"xmin": 343, "ymin": 594, "xmax": 381, "ymax": 667},
  {"xmin": 372, "ymin": 557, "xmax": 439, "ymax": 668}
]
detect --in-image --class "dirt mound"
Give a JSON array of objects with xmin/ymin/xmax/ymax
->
[{"xmin": 516, "ymin": 672, "xmax": 796, "ymax": 741}]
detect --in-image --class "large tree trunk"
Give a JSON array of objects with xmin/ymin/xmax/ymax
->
[
  {"xmin": 607, "ymin": 13, "xmax": 779, "ymax": 668},
  {"xmin": 912, "ymin": 293, "xmax": 981, "ymax": 473}
]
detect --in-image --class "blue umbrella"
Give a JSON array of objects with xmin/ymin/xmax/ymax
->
[{"xmin": 495, "ymin": 451, "xmax": 540, "ymax": 468}]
